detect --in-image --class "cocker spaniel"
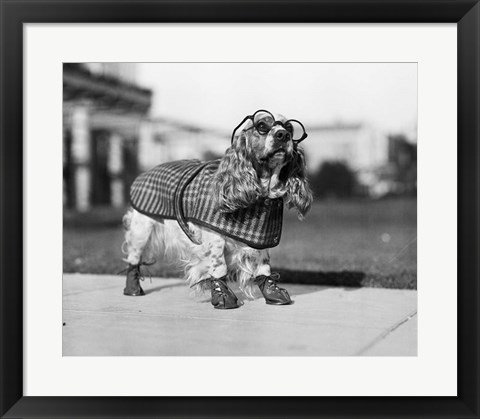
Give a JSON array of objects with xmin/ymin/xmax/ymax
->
[{"xmin": 122, "ymin": 110, "xmax": 313, "ymax": 309}]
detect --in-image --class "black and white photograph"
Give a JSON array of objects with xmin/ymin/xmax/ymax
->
[
  {"xmin": 63, "ymin": 62, "xmax": 417, "ymax": 356},
  {"xmin": 3, "ymin": 0, "xmax": 479, "ymax": 414}
]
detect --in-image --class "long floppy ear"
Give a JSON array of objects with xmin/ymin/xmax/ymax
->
[
  {"xmin": 280, "ymin": 146, "xmax": 313, "ymax": 219},
  {"xmin": 212, "ymin": 130, "xmax": 262, "ymax": 212}
]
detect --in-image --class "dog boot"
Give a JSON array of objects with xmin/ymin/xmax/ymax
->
[
  {"xmin": 123, "ymin": 263, "xmax": 146, "ymax": 296},
  {"xmin": 254, "ymin": 273, "xmax": 292, "ymax": 305},
  {"xmin": 193, "ymin": 276, "xmax": 241, "ymax": 309},
  {"xmin": 210, "ymin": 276, "xmax": 242, "ymax": 309}
]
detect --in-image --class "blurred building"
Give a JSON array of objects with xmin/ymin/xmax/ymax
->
[
  {"xmin": 303, "ymin": 122, "xmax": 416, "ymax": 197},
  {"xmin": 138, "ymin": 118, "xmax": 229, "ymax": 170},
  {"xmin": 63, "ymin": 63, "xmax": 417, "ymax": 211},
  {"xmin": 63, "ymin": 63, "xmax": 232, "ymax": 212},
  {"xmin": 63, "ymin": 63, "xmax": 152, "ymax": 211},
  {"xmin": 303, "ymin": 122, "xmax": 388, "ymax": 172}
]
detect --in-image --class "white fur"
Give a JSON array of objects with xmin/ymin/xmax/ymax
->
[{"xmin": 122, "ymin": 208, "xmax": 271, "ymax": 299}]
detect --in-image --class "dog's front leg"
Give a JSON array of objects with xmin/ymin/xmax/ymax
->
[
  {"xmin": 253, "ymin": 250, "xmax": 293, "ymax": 306},
  {"xmin": 191, "ymin": 230, "xmax": 241, "ymax": 310},
  {"xmin": 206, "ymin": 236, "xmax": 228, "ymax": 279},
  {"xmin": 254, "ymin": 250, "xmax": 272, "ymax": 277}
]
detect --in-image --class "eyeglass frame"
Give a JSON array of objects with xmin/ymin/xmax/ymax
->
[{"xmin": 230, "ymin": 109, "xmax": 308, "ymax": 144}]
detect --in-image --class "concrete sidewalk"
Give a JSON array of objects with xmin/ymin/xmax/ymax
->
[{"xmin": 63, "ymin": 274, "xmax": 417, "ymax": 356}]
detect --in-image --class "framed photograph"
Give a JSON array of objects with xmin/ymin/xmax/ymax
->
[{"xmin": 1, "ymin": 0, "xmax": 479, "ymax": 418}]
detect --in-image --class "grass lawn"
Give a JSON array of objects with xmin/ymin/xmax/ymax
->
[{"xmin": 63, "ymin": 198, "xmax": 416, "ymax": 289}]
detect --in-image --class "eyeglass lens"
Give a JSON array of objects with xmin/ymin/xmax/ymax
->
[{"xmin": 252, "ymin": 111, "xmax": 305, "ymax": 142}]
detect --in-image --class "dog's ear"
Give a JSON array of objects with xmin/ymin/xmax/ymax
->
[
  {"xmin": 212, "ymin": 126, "xmax": 262, "ymax": 213},
  {"xmin": 280, "ymin": 146, "xmax": 313, "ymax": 219}
]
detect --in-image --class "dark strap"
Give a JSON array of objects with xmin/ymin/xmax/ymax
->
[
  {"xmin": 173, "ymin": 161, "xmax": 210, "ymax": 245},
  {"xmin": 254, "ymin": 272, "xmax": 281, "ymax": 287},
  {"xmin": 190, "ymin": 275, "xmax": 229, "ymax": 289}
]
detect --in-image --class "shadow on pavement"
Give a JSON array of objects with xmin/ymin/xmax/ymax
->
[
  {"xmin": 144, "ymin": 281, "xmax": 186, "ymax": 295},
  {"xmin": 274, "ymin": 268, "xmax": 366, "ymax": 288},
  {"xmin": 142, "ymin": 269, "xmax": 366, "ymax": 299},
  {"xmin": 141, "ymin": 269, "xmax": 366, "ymax": 298}
]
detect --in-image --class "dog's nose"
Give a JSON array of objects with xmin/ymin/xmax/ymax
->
[{"xmin": 275, "ymin": 129, "xmax": 291, "ymax": 142}]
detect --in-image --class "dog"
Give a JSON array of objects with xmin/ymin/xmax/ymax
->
[{"xmin": 122, "ymin": 110, "xmax": 313, "ymax": 309}]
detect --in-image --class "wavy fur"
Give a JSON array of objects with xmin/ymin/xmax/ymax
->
[
  {"xmin": 212, "ymin": 133, "xmax": 262, "ymax": 212},
  {"xmin": 281, "ymin": 146, "xmax": 313, "ymax": 219}
]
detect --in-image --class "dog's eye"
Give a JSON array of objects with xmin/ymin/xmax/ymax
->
[
  {"xmin": 284, "ymin": 122, "xmax": 293, "ymax": 133},
  {"xmin": 256, "ymin": 122, "xmax": 270, "ymax": 134}
]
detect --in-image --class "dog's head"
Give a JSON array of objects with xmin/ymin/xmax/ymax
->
[
  {"xmin": 213, "ymin": 110, "xmax": 313, "ymax": 218},
  {"xmin": 231, "ymin": 110, "xmax": 306, "ymax": 170}
]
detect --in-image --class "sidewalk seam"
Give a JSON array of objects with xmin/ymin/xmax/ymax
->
[{"xmin": 354, "ymin": 310, "xmax": 417, "ymax": 356}]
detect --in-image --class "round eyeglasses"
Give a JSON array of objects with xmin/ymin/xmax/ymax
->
[{"xmin": 231, "ymin": 110, "xmax": 308, "ymax": 144}]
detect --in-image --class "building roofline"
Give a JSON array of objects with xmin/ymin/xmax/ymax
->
[
  {"xmin": 63, "ymin": 63, "xmax": 152, "ymax": 114},
  {"xmin": 149, "ymin": 116, "xmax": 229, "ymax": 138}
]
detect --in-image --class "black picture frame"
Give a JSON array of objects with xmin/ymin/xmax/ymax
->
[{"xmin": 1, "ymin": 1, "xmax": 479, "ymax": 417}]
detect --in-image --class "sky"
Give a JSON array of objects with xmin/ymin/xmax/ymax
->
[{"xmin": 138, "ymin": 63, "xmax": 417, "ymax": 136}]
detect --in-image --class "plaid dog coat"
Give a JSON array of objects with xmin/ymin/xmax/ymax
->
[{"xmin": 130, "ymin": 159, "xmax": 284, "ymax": 249}]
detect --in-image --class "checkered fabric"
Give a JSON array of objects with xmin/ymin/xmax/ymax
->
[{"xmin": 130, "ymin": 159, "xmax": 284, "ymax": 249}]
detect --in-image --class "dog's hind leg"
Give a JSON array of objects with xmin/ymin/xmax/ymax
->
[
  {"xmin": 123, "ymin": 209, "xmax": 156, "ymax": 265},
  {"xmin": 122, "ymin": 209, "xmax": 156, "ymax": 296}
]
